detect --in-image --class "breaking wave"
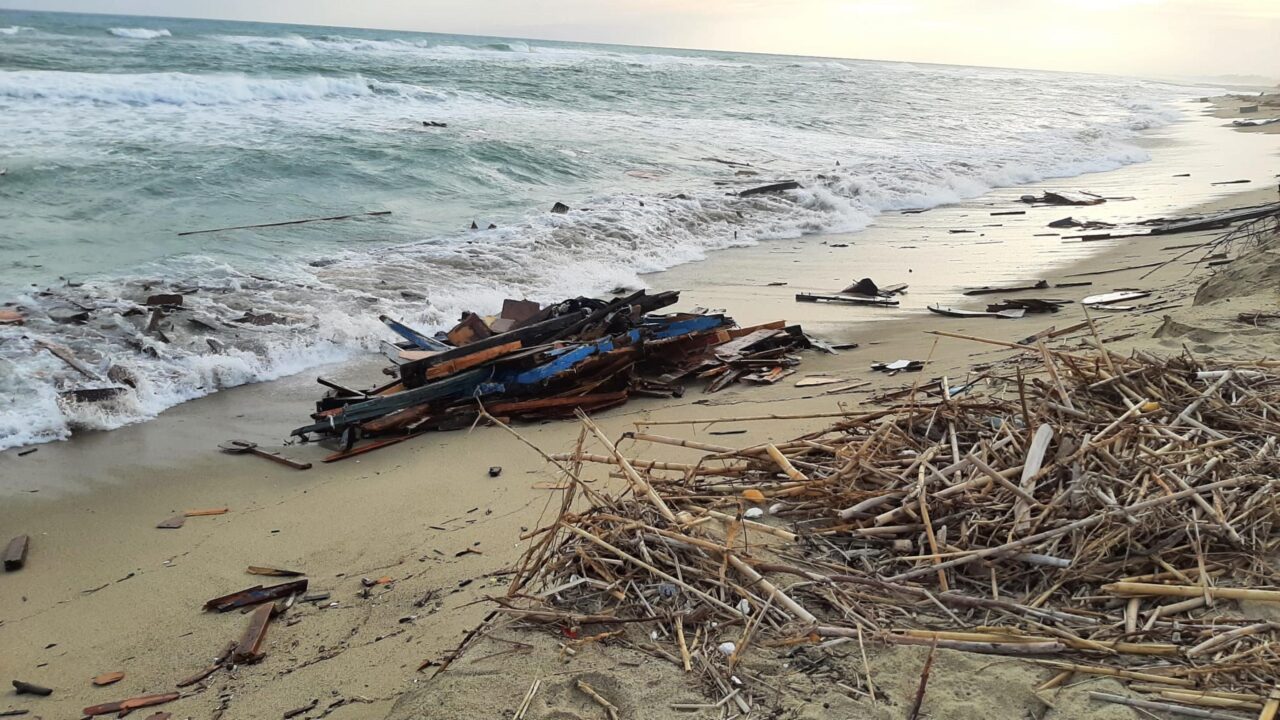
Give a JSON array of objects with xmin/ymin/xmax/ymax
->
[
  {"xmin": 108, "ymin": 27, "xmax": 171, "ymax": 39},
  {"xmin": 0, "ymin": 25, "xmax": 32, "ymax": 35},
  {"xmin": 0, "ymin": 70, "xmax": 443, "ymax": 106}
]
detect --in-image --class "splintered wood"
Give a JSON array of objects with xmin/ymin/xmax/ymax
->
[{"xmin": 496, "ymin": 342, "xmax": 1280, "ymax": 715}]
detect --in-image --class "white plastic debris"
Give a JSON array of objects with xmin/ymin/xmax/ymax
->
[
  {"xmin": 743, "ymin": 507, "xmax": 764, "ymax": 519},
  {"xmin": 718, "ymin": 641, "xmax": 737, "ymax": 656},
  {"xmin": 737, "ymin": 598, "xmax": 751, "ymax": 615},
  {"xmin": 767, "ymin": 503, "xmax": 785, "ymax": 515}
]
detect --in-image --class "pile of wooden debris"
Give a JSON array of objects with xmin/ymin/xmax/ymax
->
[
  {"xmin": 494, "ymin": 341, "xmax": 1280, "ymax": 717},
  {"xmin": 292, "ymin": 290, "xmax": 820, "ymax": 461}
]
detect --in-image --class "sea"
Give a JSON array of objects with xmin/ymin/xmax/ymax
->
[{"xmin": 0, "ymin": 9, "xmax": 1193, "ymax": 450}]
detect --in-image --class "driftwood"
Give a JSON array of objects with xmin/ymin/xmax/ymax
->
[{"xmin": 479, "ymin": 330, "xmax": 1280, "ymax": 713}]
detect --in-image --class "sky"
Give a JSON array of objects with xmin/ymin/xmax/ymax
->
[{"xmin": 13, "ymin": 0, "xmax": 1280, "ymax": 79}]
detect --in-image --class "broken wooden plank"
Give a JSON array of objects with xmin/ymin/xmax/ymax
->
[
  {"xmin": 177, "ymin": 210, "xmax": 391, "ymax": 236},
  {"xmin": 83, "ymin": 693, "xmax": 180, "ymax": 717},
  {"xmin": 4, "ymin": 535, "xmax": 29, "ymax": 571},
  {"xmin": 204, "ymin": 579, "xmax": 308, "ymax": 613},
  {"xmin": 233, "ymin": 603, "xmax": 274, "ymax": 664},
  {"xmin": 37, "ymin": 341, "xmax": 99, "ymax": 380},
  {"xmin": 425, "ymin": 340, "xmax": 522, "ymax": 380},
  {"xmin": 795, "ymin": 293, "xmax": 898, "ymax": 307},
  {"xmin": 247, "ymin": 566, "xmax": 304, "ymax": 578},
  {"xmin": 739, "ymin": 180, "xmax": 800, "ymax": 197}
]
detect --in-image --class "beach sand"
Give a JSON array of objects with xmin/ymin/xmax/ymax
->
[
  {"xmin": 1207, "ymin": 91, "xmax": 1280, "ymax": 134},
  {"xmin": 1, "ymin": 99, "xmax": 1279, "ymax": 719}
]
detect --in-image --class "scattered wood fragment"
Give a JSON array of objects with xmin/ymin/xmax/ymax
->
[
  {"xmin": 10, "ymin": 681, "xmax": 50, "ymax": 697},
  {"xmin": 247, "ymin": 566, "xmax": 304, "ymax": 577},
  {"xmin": 91, "ymin": 672, "xmax": 124, "ymax": 687},
  {"xmin": 83, "ymin": 692, "xmax": 179, "ymax": 717},
  {"xmin": 204, "ymin": 579, "xmax": 308, "ymax": 613},
  {"xmin": 177, "ymin": 210, "xmax": 391, "ymax": 236},
  {"xmin": 3, "ymin": 535, "xmax": 29, "ymax": 571}
]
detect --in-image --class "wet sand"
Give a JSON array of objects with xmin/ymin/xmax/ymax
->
[{"xmin": 1, "ymin": 99, "xmax": 1279, "ymax": 719}]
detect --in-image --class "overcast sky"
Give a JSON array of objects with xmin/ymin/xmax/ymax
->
[{"xmin": 13, "ymin": 0, "xmax": 1280, "ymax": 78}]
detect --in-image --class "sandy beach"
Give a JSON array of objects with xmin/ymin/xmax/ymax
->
[{"xmin": 2, "ymin": 97, "xmax": 1280, "ymax": 720}]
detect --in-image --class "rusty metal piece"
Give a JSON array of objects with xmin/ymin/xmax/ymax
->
[
  {"xmin": 82, "ymin": 692, "xmax": 179, "ymax": 717},
  {"xmin": 3, "ymin": 535, "xmax": 29, "ymax": 571},
  {"xmin": 204, "ymin": 579, "xmax": 308, "ymax": 613},
  {"xmin": 233, "ymin": 603, "xmax": 274, "ymax": 664}
]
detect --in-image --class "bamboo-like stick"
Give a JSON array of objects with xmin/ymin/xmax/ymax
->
[
  {"xmin": 891, "ymin": 477, "xmax": 1258, "ymax": 582},
  {"xmin": 1104, "ymin": 582, "xmax": 1280, "ymax": 603},
  {"xmin": 1089, "ymin": 691, "xmax": 1248, "ymax": 720},
  {"xmin": 578, "ymin": 411, "xmax": 676, "ymax": 523}
]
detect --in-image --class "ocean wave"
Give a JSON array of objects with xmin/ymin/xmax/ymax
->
[
  {"xmin": 0, "ymin": 25, "xmax": 33, "ymax": 35},
  {"xmin": 0, "ymin": 70, "xmax": 445, "ymax": 106},
  {"xmin": 108, "ymin": 27, "xmax": 171, "ymax": 39},
  {"xmin": 210, "ymin": 32, "xmax": 743, "ymax": 67}
]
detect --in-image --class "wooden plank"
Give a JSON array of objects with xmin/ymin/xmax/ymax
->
[
  {"xmin": 37, "ymin": 340, "xmax": 100, "ymax": 380},
  {"xmin": 322, "ymin": 434, "xmax": 421, "ymax": 463},
  {"xmin": 233, "ymin": 603, "xmax": 273, "ymax": 664},
  {"xmin": 486, "ymin": 392, "xmax": 629, "ymax": 416},
  {"xmin": 425, "ymin": 340, "xmax": 522, "ymax": 380},
  {"xmin": 4, "ymin": 535, "xmax": 29, "ymax": 571}
]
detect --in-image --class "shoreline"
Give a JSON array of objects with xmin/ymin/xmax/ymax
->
[
  {"xmin": 1, "ymin": 99, "xmax": 1279, "ymax": 719},
  {"xmin": 0, "ymin": 87, "xmax": 1242, "ymax": 454}
]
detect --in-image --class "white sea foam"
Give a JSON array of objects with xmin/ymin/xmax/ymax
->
[
  {"xmin": 0, "ymin": 25, "xmax": 33, "ymax": 35},
  {"xmin": 0, "ymin": 70, "xmax": 435, "ymax": 106},
  {"xmin": 211, "ymin": 32, "xmax": 744, "ymax": 67},
  {"xmin": 108, "ymin": 27, "xmax": 171, "ymax": 39}
]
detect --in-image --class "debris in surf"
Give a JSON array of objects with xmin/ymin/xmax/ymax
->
[
  {"xmin": 738, "ymin": 180, "xmax": 800, "ymax": 197},
  {"xmin": 1020, "ymin": 190, "xmax": 1106, "ymax": 206},
  {"xmin": 176, "ymin": 210, "xmax": 391, "ymax": 237},
  {"xmin": 550, "ymin": 202, "xmax": 570, "ymax": 214},
  {"xmin": 0, "ymin": 309, "xmax": 23, "ymax": 325}
]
